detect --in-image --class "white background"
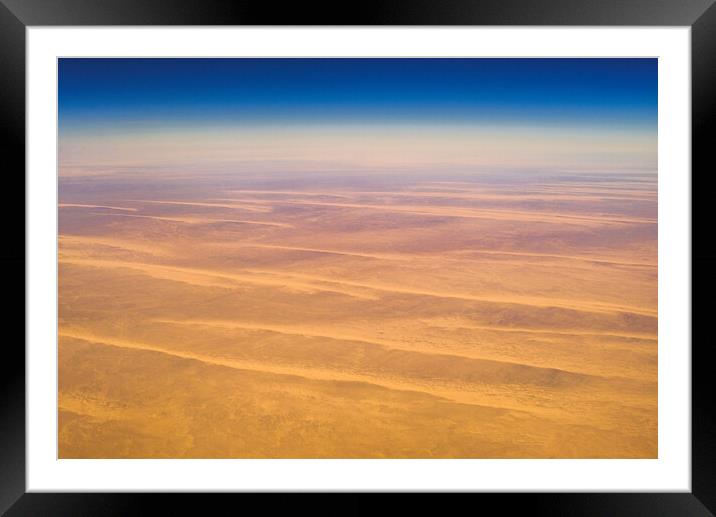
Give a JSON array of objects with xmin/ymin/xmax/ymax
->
[{"xmin": 27, "ymin": 27, "xmax": 691, "ymax": 492}]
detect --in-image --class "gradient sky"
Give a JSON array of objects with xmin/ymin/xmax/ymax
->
[{"xmin": 58, "ymin": 58, "xmax": 657, "ymax": 174}]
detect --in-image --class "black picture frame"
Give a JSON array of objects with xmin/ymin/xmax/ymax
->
[{"xmin": 2, "ymin": 1, "xmax": 714, "ymax": 514}]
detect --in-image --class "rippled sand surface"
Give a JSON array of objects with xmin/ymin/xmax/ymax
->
[{"xmin": 58, "ymin": 169, "xmax": 657, "ymax": 458}]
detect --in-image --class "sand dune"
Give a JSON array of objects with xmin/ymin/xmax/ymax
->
[
  {"xmin": 228, "ymin": 243, "xmax": 407, "ymax": 260},
  {"xmin": 59, "ymin": 235, "xmax": 170, "ymax": 257},
  {"xmin": 59, "ymin": 203, "xmax": 138, "ymax": 212},
  {"xmin": 132, "ymin": 200, "xmax": 272, "ymax": 212},
  {"xmin": 455, "ymin": 249, "xmax": 656, "ymax": 268},
  {"xmin": 425, "ymin": 320, "xmax": 656, "ymax": 341},
  {"xmin": 58, "ymin": 254, "xmax": 654, "ymax": 317},
  {"xmin": 60, "ymin": 327, "xmax": 652, "ymax": 426},
  {"xmin": 95, "ymin": 212, "xmax": 293, "ymax": 227},
  {"xmin": 58, "ymin": 257, "xmax": 380, "ymax": 300},
  {"xmin": 242, "ymin": 267, "xmax": 657, "ymax": 317},
  {"xmin": 150, "ymin": 319, "xmax": 650, "ymax": 391},
  {"xmin": 221, "ymin": 198, "xmax": 656, "ymax": 226},
  {"xmin": 60, "ymin": 336, "xmax": 654, "ymax": 459},
  {"xmin": 232, "ymin": 243, "xmax": 656, "ymax": 269}
]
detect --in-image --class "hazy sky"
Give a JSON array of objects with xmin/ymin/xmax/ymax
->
[{"xmin": 58, "ymin": 58, "xmax": 657, "ymax": 175}]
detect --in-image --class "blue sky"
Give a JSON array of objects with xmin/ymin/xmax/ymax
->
[
  {"xmin": 58, "ymin": 58, "xmax": 657, "ymax": 174},
  {"xmin": 59, "ymin": 58, "xmax": 657, "ymax": 131}
]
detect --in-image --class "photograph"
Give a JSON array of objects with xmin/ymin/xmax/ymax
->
[{"xmin": 57, "ymin": 57, "xmax": 658, "ymax": 459}]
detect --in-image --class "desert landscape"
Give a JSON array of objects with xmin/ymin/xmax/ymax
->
[
  {"xmin": 58, "ymin": 57, "xmax": 657, "ymax": 458},
  {"xmin": 58, "ymin": 168, "xmax": 657, "ymax": 458}
]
